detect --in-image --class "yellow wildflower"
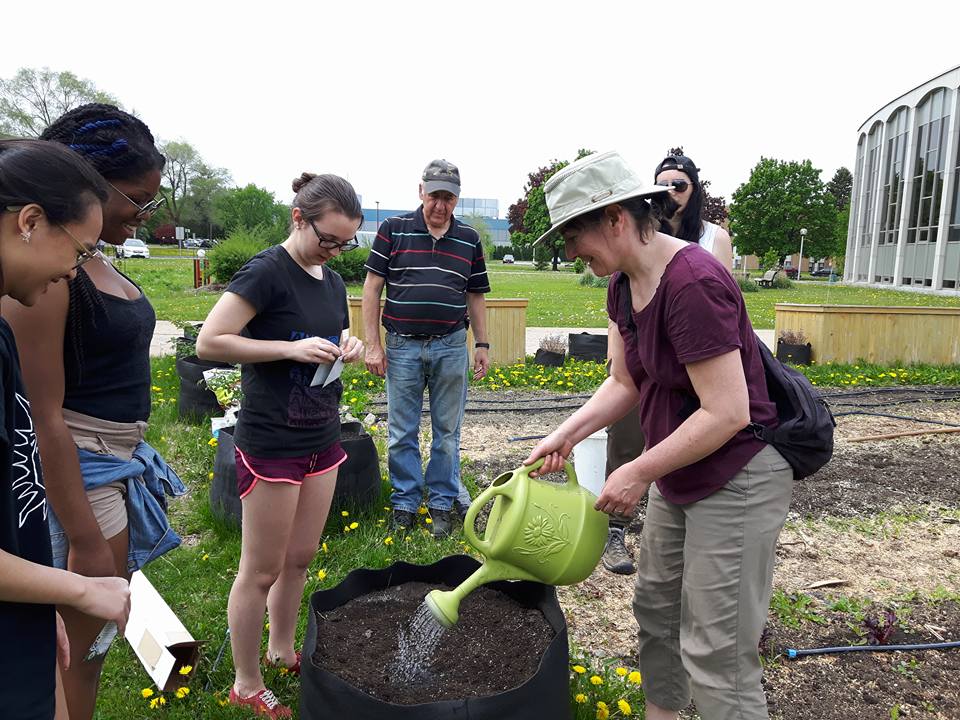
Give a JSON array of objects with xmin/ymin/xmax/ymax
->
[
  {"xmin": 322, "ymin": 542, "xmax": 328, "ymax": 553},
  {"xmin": 207, "ymin": 437, "xmax": 218, "ymax": 447},
  {"xmin": 208, "ymin": 472, "xmax": 214, "ymax": 480},
  {"xmin": 627, "ymin": 670, "xmax": 641, "ymax": 684},
  {"xmin": 572, "ymin": 665, "xmax": 586, "ymax": 674},
  {"xmin": 141, "ymin": 688, "xmax": 154, "ymax": 698},
  {"xmin": 202, "ymin": 554, "xmax": 209, "ymax": 561},
  {"xmin": 615, "ymin": 666, "xmax": 627, "ymax": 677},
  {"xmin": 350, "ymin": 521, "xmax": 359, "ymax": 529},
  {"xmin": 178, "ymin": 665, "xmax": 191, "ymax": 675},
  {"xmin": 590, "ymin": 675, "xmax": 603, "ymax": 685},
  {"xmin": 152, "ymin": 385, "xmax": 161, "ymax": 392},
  {"xmin": 618, "ymin": 699, "xmax": 632, "ymax": 715},
  {"xmin": 575, "ymin": 693, "xmax": 587, "ymax": 704},
  {"xmin": 317, "ymin": 569, "xmax": 327, "ymax": 580},
  {"xmin": 341, "ymin": 510, "xmax": 349, "ymax": 517},
  {"xmin": 418, "ymin": 507, "xmax": 428, "ymax": 515},
  {"xmin": 596, "ymin": 701, "xmax": 609, "ymax": 720},
  {"xmin": 384, "ymin": 536, "xmax": 394, "ymax": 545},
  {"xmin": 175, "ymin": 687, "xmax": 190, "ymax": 699},
  {"xmin": 424, "ymin": 517, "xmax": 433, "ymax": 524}
]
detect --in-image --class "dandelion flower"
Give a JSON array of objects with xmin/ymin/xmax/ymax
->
[
  {"xmin": 590, "ymin": 675, "xmax": 603, "ymax": 685},
  {"xmin": 425, "ymin": 517, "xmax": 433, "ymax": 524},
  {"xmin": 141, "ymin": 688, "xmax": 154, "ymax": 698},
  {"xmin": 317, "ymin": 569, "xmax": 327, "ymax": 580},
  {"xmin": 575, "ymin": 693, "xmax": 587, "ymax": 704},
  {"xmin": 572, "ymin": 665, "xmax": 586, "ymax": 674},
  {"xmin": 201, "ymin": 554, "xmax": 209, "ymax": 561},
  {"xmin": 175, "ymin": 687, "xmax": 190, "ymax": 699},
  {"xmin": 321, "ymin": 542, "xmax": 328, "ymax": 553},
  {"xmin": 384, "ymin": 536, "xmax": 394, "ymax": 545},
  {"xmin": 596, "ymin": 701, "xmax": 609, "ymax": 719},
  {"xmin": 615, "ymin": 666, "xmax": 627, "ymax": 677},
  {"xmin": 341, "ymin": 510, "xmax": 350, "ymax": 517},
  {"xmin": 418, "ymin": 507, "xmax": 428, "ymax": 515},
  {"xmin": 350, "ymin": 521, "xmax": 359, "ymax": 530},
  {"xmin": 617, "ymin": 699, "xmax": 632, "ymax": 715},
  {"xmin": 627, "ymin": 670, "xmax": 641, "ymax": 684},
  {"xmin": 208, "ymin": 472, "xmax": 214, "ymax": 480},
  {"xmin": 207, "ymin": 437, "xmax": 218, "ymax": 447}
]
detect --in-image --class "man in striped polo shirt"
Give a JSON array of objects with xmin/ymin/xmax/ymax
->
[{"xmin": 362, "ymin": 159, "xmax": 490, "ymax": 537}]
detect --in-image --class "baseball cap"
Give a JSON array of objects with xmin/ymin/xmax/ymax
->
[
  {"xmin": 422, "ymin": 159, "xmax": 461, "ymax": 196},
  {"xmin": 654, "ymin": 154, "xmax": 700, "ymax": 184}
]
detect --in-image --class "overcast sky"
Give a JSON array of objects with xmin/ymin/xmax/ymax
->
[{"xmin": 4, "ymin": 1, "xmax": 959, "ymax": 215}]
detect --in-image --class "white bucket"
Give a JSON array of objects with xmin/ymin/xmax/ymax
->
[{"xmin": 573, "ymin": 428, "xmax": 607, "ymax": 498}]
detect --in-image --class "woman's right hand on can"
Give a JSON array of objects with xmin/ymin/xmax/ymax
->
[
  {"xmin": 524, "ymin": 431, "xmax": 574, "ymax": 476},
  {"xmin": 286, "ymin": 336, "xmax": 341, "ymax": 364}
]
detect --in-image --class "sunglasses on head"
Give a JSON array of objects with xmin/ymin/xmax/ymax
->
[{"xmin": 659, "ymin": 179, "xmax": 691, "ymax": 193}]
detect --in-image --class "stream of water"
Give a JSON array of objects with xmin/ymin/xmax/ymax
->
[{"xmin": 391, "ymin": 601, "xmax": 447, "ymax": 683}]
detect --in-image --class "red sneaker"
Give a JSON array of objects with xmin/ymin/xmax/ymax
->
[
  {"xmin": 263, "ymin": 650, "xmax": 301, "ymax": 676},
  {"xmin": 228, "ymin": 687, "xmax": 292, "ymax": 719}
]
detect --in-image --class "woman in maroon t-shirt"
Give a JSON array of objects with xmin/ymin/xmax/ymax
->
[{"xmin": 526, "ymin": 151, "xmax": 792, "ymax": 720}]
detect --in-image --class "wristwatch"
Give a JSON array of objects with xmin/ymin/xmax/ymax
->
[{"xmin": 474, "ymin": 342, "xmax": 490, "ymax": 349}]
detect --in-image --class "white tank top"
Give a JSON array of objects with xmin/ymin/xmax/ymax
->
[{"xmin": 698, "ymin": 221, "xmax": 720, "ymax": 254}]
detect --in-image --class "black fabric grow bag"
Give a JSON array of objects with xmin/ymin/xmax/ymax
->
[
  {"xmin": 176, "ymin": 355, "xmax": 232, "ymax": 420},
  {"xmin": 533, "ymin": 348, "xmax": 566, "ymax": 367},
  {"xmin": 209, "ymin": 422, "xmax": 381, "ymax": 526},
  {"xmin": 568, "ymin": 332, "xmax": 607, "ymax": 363},
  {"xmin": 300, "ymin": 555, "xmax": 570, "ymax": 720}
]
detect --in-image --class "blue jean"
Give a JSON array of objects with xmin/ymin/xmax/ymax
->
[{"xmin": 386, "ymin": 328, "xmax": 471, "ymax": 513}]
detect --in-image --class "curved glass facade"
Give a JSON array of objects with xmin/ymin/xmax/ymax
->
[{"xmin": 847, "ymin": 68, "xmax": 960, "ymax": 292}]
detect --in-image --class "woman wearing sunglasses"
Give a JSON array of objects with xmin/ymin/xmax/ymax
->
[
  {"xmin": 3, "ymin": 105, "xmax": 185, "ymax": 720},
  {"xmin": 528, "ymin": 151, "xmax": 791, "ymax": 720},
  {"xmin": 600, "ymin": 152, "xmax": 734, "ymax": 576},
  {"xmin": 0, "ymin": 139, "xmax": 134, "ymax": 720},
  {"xmin": 196, "ymin": 173, "xmax": 363, "ymax": 718}
]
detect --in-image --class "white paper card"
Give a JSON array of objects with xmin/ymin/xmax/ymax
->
[{"xmin": 310, "ymin": 356, "xmax": 344, "ymax": 387}]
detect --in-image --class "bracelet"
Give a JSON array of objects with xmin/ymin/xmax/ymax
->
[{"xmin": 474, "ymin": 342, "xmax": 490, "ymax": 349}]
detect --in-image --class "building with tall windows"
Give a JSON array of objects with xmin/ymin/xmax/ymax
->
[
  {"xmin": 846, "ymin": 65, "xmax": 960, "ymax": 290},
  {"xmin": 357, "ymin": 197, "xmax": 511, "ymax": 246}
]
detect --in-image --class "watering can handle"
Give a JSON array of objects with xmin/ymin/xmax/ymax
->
[
  {"xmin": 518, "ymin": 457, "xmax": 579, "ymax": 486},
  {"xmin": 463, "ymin": 480, "xmax": 515, "ymax": 555}
]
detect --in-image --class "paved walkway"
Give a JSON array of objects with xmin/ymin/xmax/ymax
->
[{"xmin": 154, "ymin": 322, "xmax": 776, "ymax": 358}]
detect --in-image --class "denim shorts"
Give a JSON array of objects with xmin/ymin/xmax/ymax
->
[{"xmin": 235, "ymin": 442, "xmax": 347, "ymax": 499}]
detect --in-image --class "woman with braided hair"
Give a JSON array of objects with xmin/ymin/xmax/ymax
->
[{"xmin": 2, "ymin": 105, "xmax": 184, "ymax": 720}]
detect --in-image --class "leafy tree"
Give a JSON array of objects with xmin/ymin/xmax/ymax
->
[
  {"xmin": 213, "ymin": 184, "xmax": 289, "ymax": 245},
  {"xmin": 729, "ymin": 157, "xmax": 837, "ymax": 266},
  {"xmin": 180, "ymin": 166, "xmax": 232, "ymax": 239},
  {"xmin": 508, "ymin": 149, "xmax": 594, "ymax": 271},
  {"xmin": 0, "ymin": 67, "xmax": 119, "ymax": 137},
  {"xmin": 464, "ymin": 213, "xmax": 495, "ymax": 261},
  {"xmin": 826, "ymin": 167, "xmax": 853, "ymax": 210}
]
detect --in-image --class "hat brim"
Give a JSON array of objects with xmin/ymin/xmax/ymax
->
[
  {"xmin": 532, "ymin": 184, "xmax": 671, "ymax": 247},
  {"xmin": 422, "ymin": 180, "xmax": 461, "ymax": 196}
]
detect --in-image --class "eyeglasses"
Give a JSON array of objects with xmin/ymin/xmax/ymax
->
[
  {"xmin": 309, "ymin": 220, "xmax": 359, "ymax": 251},
  {"xmin": 108, "ymin": 182, "xmax": 166, "ymax": 220},
  {"xmin": 658, "ymin": 179, "xmax": 691, "ymax": 193},
  {"xmin": 59, "ymin": 224, "xmax": 101, "ymax": 270},
  {"xmin": 5, "ymin": 205, "xmax": 100, "ymax": 270}
]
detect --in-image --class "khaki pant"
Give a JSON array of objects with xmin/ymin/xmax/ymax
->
[{"xmin": 632, "ymin": 444, "xmax": 792, "ymax": 719}]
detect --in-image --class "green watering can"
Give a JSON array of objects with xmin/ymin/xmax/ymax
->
[{"xmin": 425, "ymin": 458, "xmax": 609, "ymax": 628}]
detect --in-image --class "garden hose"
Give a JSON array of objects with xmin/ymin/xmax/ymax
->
[
  {"xmin": 830, "ymin": 410, "xmax": 960, "ymax": 427},
  {"xmin": 786, "ymin": 640, "xmax": 960, "ymax": 659}
]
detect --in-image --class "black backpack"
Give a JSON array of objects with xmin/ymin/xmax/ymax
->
[
  {"xmin": 748, "ymin": 336, "xmax": 835, "ymax": 479},
  {"xmin": 614, "ymin": 272, "xmax": 835, "ymax": 480}
]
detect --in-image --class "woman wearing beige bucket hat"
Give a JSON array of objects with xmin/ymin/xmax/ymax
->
[{"xmin": 525, "ymin": 151, "xmax": 792, "ymax": 719}]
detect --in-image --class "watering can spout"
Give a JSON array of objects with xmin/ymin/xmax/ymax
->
[{"xmin": 425, "ymin": 459, "xmax": 608, "ymax": 626}]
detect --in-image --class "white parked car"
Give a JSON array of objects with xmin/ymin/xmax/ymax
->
[
  {"xmin": 502, "ymin": 254, "xmax": 515, "ymax": 264},
  {"xmin": 116, "ymin": 238, "xmax": 150, "ymax": 259}
]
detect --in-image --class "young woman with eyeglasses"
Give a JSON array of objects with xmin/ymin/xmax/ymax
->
[
  {"xmin": 2, "ymin": 106, "xmax": 185, "ymax": 720},
  {"xmin": 0, "ymin": 139, "xmax": 135, "ymax": 720},
  {"xmin": 195, "ymin": 172, "xmax": 364, "ymax": 718}
]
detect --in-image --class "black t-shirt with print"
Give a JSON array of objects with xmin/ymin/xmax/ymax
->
[
  {"xmin": 228, "ymin": 245, "xmax": 350, "ymax": 458},
  {"xmin": 0, "ymin": 319, "xmax": 55, "ymax": 720}
]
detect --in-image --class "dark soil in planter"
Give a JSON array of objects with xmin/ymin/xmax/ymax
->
[{"xmin": 311, "ymin": 580, "xmax": 555, "ymax": 705}]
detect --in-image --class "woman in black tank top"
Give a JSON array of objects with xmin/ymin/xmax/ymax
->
[{"xmin": 2, "ymin": 105, "xmax": 169, "ymax": 720}]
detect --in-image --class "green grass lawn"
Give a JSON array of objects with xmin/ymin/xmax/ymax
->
[{"xmin": 121, "ymin": 257, "xmax": 960, "ymax": 329}]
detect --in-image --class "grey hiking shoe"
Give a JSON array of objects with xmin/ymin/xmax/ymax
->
[
  {"xmin": 454, "ymin": 500, "xmax": 470, "ymax": 524},
  {"xmin": 429, "ymin": 509, "xmax": 454, "ymax": 538},
  {"xmin": 602, "ymin": 527, "xmax": 636, "ymax": 575},
  {"xmin": 391, "ymin": 509, "xmax": 416, "ymax": 532}
]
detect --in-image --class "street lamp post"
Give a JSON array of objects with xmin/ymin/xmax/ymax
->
[
  {"xmin": 375, "ymin": 200, "xmax": 380, "ymax": 228},
  {"xmin": 798, "ymin": 228, "xmax": 807, "ymax": 281}
]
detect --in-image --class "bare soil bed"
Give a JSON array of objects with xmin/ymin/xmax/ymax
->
[
  {"xmin": 310, "ymin": 581, "xmax": 554, "ymax": 704},
  {"xmin": 442, "ymin": 386, "xmax": 960, "ymax": 720}
]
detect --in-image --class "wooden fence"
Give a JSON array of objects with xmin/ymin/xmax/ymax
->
[
  {"xmin": 347, "ymin": 298, "xmax": 529, "ymax": 366},
  {"xmin": 774, "ymin": 303, "xmax": 960, "ymax": 364}
]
